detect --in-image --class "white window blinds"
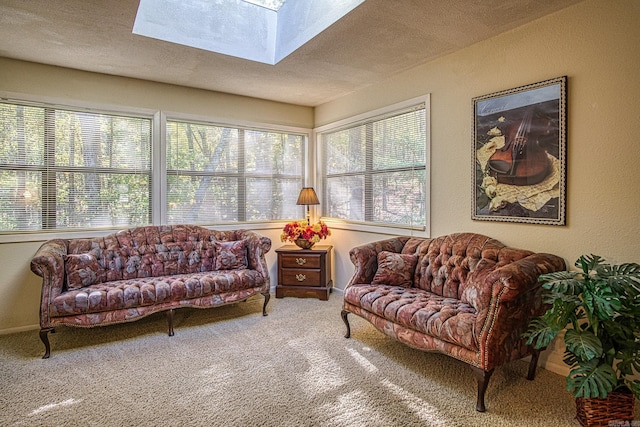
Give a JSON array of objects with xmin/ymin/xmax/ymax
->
[
  {"xmin": 166, "ymin": 120, "xmax": 306, "ymax": 224},
  {"xmin": 0, "ymin": 101, "xmax": 152, "ymax": 232},
  {"xmin": 321, "ymin": 103, "xmax": 427, "ymax": 229}
]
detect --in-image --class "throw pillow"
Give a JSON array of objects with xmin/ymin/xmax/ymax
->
[
  {"xmin": 214, "ymin": 240, "xmax": 248, "ymax": 270},
  {"xmin": 65, "ymin": 253, "xmax": 100, "ymax": 290},
  {"xmin": 371, "ymin": 251, "xmax": 418, "ymax": 287}
]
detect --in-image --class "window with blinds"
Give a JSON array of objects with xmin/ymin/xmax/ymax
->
[
  {"xmin": 320, "ymin": 101, "xmax": 428, "ymax": 230},
  {"xmin": 166, "ymin": 120, "xmax": 306, "ymax": 224},
  {"xmin": 0, "ymin": 101, "xmax": 152, "ymax": 232}
]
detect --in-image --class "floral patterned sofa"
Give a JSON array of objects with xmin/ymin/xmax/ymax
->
[
  {"xmin": 30, "ymin": 224, "xmax": 271, "ymax": 358},
  {"xmin": 341, "ymin": 232, "xmax": 565, "ymax": 412}
]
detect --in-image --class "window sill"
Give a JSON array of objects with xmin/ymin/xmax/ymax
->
[{"xmin": 320, "ymin": 218, "xmax": 429, "ymax": 238}]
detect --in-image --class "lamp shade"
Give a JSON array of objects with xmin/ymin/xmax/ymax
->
[{"xmin": 296, "ymin": 187, "xmax": 320, "ymax": 205}]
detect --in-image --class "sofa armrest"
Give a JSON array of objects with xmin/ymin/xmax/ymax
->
[
  {"xmin": 487, "ymin": 253, "xmax": 566, "ymax": 303},
  {"xmin": 236, "ymin": 229, "xmax": 272, "ymax": 285},
  {"xmin": 31, "ymin": 239, "xmax": 68, "ymax": 293},
  {"xmin": 346, "ymin": 236, "xmax": 412, "ymax": 287},
  {"xmin": 476, "ymin": 252, "xmax": 566, "ymax": 370},
  {"xmin": 30, "ymin": 239, "xmax": 68, "ymax": 329}
]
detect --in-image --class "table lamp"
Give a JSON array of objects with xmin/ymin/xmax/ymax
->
[{"xmin": 296, "ymin": 187, "xmax": 320, "ymax": 222}]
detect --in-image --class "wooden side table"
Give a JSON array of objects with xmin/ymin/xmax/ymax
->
[{"xmin": 275, "ymin": 245, "xmax": 333, "ymax": 301}]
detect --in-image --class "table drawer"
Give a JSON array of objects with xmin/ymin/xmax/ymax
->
[
  {"xmin": 280, "ymin": 254, "xmax": 322, "ymax": 269},
  {"xmin": 281, "ymin": 269, "xmax": 321, "ymax": 286}
]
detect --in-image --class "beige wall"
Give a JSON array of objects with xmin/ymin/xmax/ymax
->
[
  {"xmin": 0, "ymin": 58, "xmax": 314, "ymax": 128},
  {"xmin": 1, "ymin": 0, "xmax": 639, "ymax": 375},
  {"xmin": 316, "ymin": 0, "xmax": 640, "ymax": 375},
  {"xmin": 0, "ymin": 59, "xmax": 313, "ymax": 333},
  {"xmin": 317, "ymin": 0, "xmax": 640, "ymax": 275}
]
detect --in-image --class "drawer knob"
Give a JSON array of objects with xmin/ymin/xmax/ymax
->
[
  {"xmin": 295, "ymin": 274, "xmax": 306, "ymax": 282},
  {"xmin": 295, "ymin": 257, "xmax": 306, "ymax": 265}
]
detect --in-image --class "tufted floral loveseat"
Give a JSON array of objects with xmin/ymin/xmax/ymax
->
[
  {"xmin": 341, "ymin": 232, "xmax": 565, "ymax": 412},
  {"xmin": 30, "ymin": 224, "xmax": 271, "ymax": 358}
]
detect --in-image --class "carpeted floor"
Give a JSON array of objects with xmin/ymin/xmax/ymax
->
[{"xmin": 0, "ymin": 294, "xmax": 637, "ymax": 426}]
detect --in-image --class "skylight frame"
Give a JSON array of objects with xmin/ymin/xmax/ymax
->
[
  {"xmin": 133, "ymin": 0, "xmax": 366, "ymax": 65},
  {"xmin": 242, "ymin": 0, "xmax": 287, "ymax": 12}
]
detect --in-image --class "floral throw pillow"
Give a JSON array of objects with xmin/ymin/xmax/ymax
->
[
  {"xmin": 65, "ymin": 253, "xmax": 100, "ymax": 290},
  {"xmin": 214, "ymin": 240, "xmax": 248, "ymax": 270},
  {"xmin": 371, "ymin": 251, "xmax": 418, "ymax": 288}
]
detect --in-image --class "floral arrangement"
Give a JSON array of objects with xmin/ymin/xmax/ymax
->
[{"xmin": 280, "ymin": 220, "xmax": 331, "ymax": 244}]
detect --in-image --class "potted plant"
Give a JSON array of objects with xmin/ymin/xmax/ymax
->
[{"xmin": 523, "ymin": 254, "xmax": 640, "ymax": 426}]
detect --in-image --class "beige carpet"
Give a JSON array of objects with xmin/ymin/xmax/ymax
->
[{"xmin": 0, "ymin": 294, "xmax": 637, "ymax": 426}]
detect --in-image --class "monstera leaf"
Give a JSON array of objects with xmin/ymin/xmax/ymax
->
[
  {"xmin": 582, "ymin": 285, "xmax": 621, "ymax": 321},
  {"xmin": 598, "ymin": 262, "xmax": 640, "ymax": 296},
  {"xmin": 576, "ymin": 254, "xmax": 605, "ymax": 271},
  {"xmin": 615, "ymin": 347, "xmax": 640, "ymax": 376},
  {"xmin": 540, "ymin": 270, "xmax": 583, "ymax": 296},
  {"xmin": 567, "ymin": 361, "xmax": 618, "ymax": 398},
  {"xmin": 523, "ymin": 317, "xmax": 559, "ymax": 349},
  {"xmin": 564, "ymin": 329, "xmax": 603, "ymax": 362}
]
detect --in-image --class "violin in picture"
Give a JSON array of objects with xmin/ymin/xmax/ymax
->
[{"xmin": 487, "ymin": 105, "xmax": 554, "ymax": 186}]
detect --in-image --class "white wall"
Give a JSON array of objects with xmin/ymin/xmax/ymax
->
[{"xmin": 315, "ymin": 0, "xmax": 640, "ymax": 375}]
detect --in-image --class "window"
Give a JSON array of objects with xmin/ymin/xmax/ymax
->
[
  {"xmin": 0, "ymin": 101, "xmax": 152, "ymax": 232},
  {"xmin": 0, "ymin": 97, "xmax": 309, "ymax": 237},
  {"xmin": 166, "ymin": 120, "xmax": 306, "ymax": 224},
  {"xmin": 319, "ymin": 97, "xmax": 429, "ymax": 231}
]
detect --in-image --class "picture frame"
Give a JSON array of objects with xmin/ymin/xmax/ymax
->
[{"xmin": 471, "ymin": 76, "xmax": 567, "ymax": 225}]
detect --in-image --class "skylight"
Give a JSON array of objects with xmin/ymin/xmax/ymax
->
[{"xmin": 133, "ymin": 0, "xmax": 365, "ymax": 65}]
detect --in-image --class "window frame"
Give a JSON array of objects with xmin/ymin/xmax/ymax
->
[
  {"xmin": 0, "ymin": 93, "xmax": 157, "ymax": 243},
  {"xmin": 0, "ymin": 93, "xmax": 312, "ymax": 243},
  {"xmin": 161, "ymin": 110, "xmax": 311, "ymax": 226},
  {"xmin": 315, "ymin": 95, "xmax": 431, "ymax": 237}
]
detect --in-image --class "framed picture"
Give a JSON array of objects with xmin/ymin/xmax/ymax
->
[{"xmin": 472, "ymin": 76, "xmax": 567, "ymax": 225}]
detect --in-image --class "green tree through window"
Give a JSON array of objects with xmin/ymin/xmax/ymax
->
[
  {"xmin": 0, "ymin": 100, "xmax": 309, "ymax": 233},
  {"xmin": 0, "ymin": 101, "xmax": 151, "ymax": 231},
  {"xmin": 166, "ymin": 120, "xmax": 306, "ymax": 224},
  {"xmin": 320, "ymin": 103, "xmax": 427, "ymax": 229}
]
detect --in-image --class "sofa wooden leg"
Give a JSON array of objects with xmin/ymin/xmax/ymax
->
[
  {"xmin": 262, "ymin": 292, "xmax": 270, "ymax": 316},
  {"xmin": 527, "ymin": 349, "xmax": 541, "ymax": 380},
  {"xmin": 341, "ymin": 310, "xmax": 351, "ymax": 338},
  {"xmin": 39, "ymin": 328, "xmax": 54, "ymax": 359},
  {"xmin": 471, "ymin": 366, "xmax": 493, "ymax": 412},
  {"xmin": 167, "ymin": 309, "xmax": 175, "ymax": 336}
]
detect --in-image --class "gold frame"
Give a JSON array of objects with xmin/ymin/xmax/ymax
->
[{"xmin": 471, "ymin": 76, "xmax": 567, "ymax": 225}]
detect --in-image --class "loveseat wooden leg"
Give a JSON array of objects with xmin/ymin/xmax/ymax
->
[
  {"xmin": 262, "ymin": 292, "xmax": 270, "ymax": 316},
  {"xmin": 341, "ymin": 310, "xmax": 351, "ymax": 338},
  {"xmin": 39, "ymin": 328, "xmax": 54, "ymax": 359},
  {"xmin": 167, "ymin": 309, "xmax": 175, "ymax": 336},
  {"xmin": 471, "ymin": 366, "xmax": 493, "ymax": 412},
  {"xmin": 527, "ymin": 349, "xmax": 541, "ymax": 380}
]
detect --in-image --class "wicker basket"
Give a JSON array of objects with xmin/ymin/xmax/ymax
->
[{"xmin": 575, "ymin": 388, "xmax": 635, "ymax": 427}]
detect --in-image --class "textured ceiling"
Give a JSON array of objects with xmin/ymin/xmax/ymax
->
[{"xmin": 0, "ymin": 0, "xmax": 582, "ymax": 107}]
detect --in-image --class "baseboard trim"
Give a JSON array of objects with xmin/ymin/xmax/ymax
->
[
  {"xmin": 0, "ymin": 324, "xmax": 39, "ymax": 335},
  {"xmin": 540, "ymin": 357, "xmax": 570, "ymax": 377}
]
